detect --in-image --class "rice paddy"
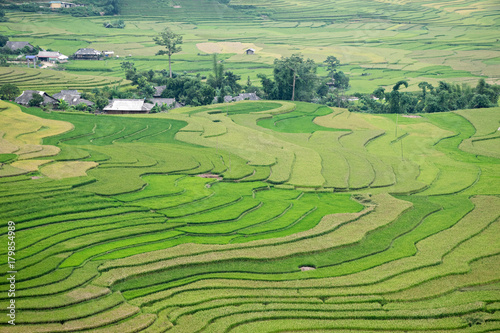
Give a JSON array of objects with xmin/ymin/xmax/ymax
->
[
  {"xmin": 0, "ymin": 0, "xmax": 498, "ymax": 93},
  {"xmin": 0, "ymin": 0, "xmax": 499, "ymax": 330},
  {"xmin": 0, "ymin": 98, "xmax": 499, "ymax": 331}
]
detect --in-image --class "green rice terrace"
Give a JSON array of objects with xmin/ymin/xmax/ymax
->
[
  {"xmin": 0, "ymin": 0, "xmax": 499, "ymax": 93},
  {"xmin": 0, "ymin": 99, "xmax": 499, "ymax": 331}
]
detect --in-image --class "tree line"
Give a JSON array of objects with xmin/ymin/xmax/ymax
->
[
  {"xmin": 121, "ymin": 27, "xmax": 500, "ymax": 113},
  {"xmin": 350, "ymin": 79, "xmax": 500, "ymax": 114}
]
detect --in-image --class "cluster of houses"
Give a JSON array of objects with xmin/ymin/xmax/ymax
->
[
  {"xmin": 15, "ymin": 90, "xmax": 93, "ymax": 108},
  {"xmin": 5, "ymin": 42, "xmax": 261, "ymax": 113},
  {"xmin": 13, "ymin": 87, "xmax": 260, "ymax": 114},
  {"xmin": 30, "ymin": 48, "xmax": 115, "ymax": 64},
  {"xmin": 49, "ymin": 1, "xmax": 82, "ymax": 9},
  {"xmin": 6, "ymin": 41, "xmax": 255, "ymax": 65},
  {"xmin": 14, "ymin": 89, "xmax": 180, "ymax": 114},
  {"xmin": 2, "ymin": 41, "xmax": 115, "ymax": 64}
]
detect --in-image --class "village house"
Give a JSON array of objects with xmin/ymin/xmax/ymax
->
[
  {"xmin": 102, "ymin": 51, "xmax": 115, "ymax": 57},
  {"xmin": 73, "ymin": 48, "xmax": 102, "ymax": 60},
  {"xmin": 4, "ymin": 41, "xmax": 34, "ymax": 52},
  {"xmin": 37, "ymin": 51, "xmax": 68, "ymax": 63},
  {"xmin": 15, "ymin": 90, "xmax": 59, "ymax": 106},
  {"xmin": 53, "ymin": 90, "xmax": 94, "ymax": 107},
  {"xmin": 213, "ymin": 93, "xmax": 261, "ymax": 104},
  {"xmin": 150, "ymin": 98, "xmax": 182, "ymax": 109},
  {"xmin": 103, "ymin": 99, "xmax": 154, "ymax": 114},
  {"xmin": 50, "ymin": 1, "xmax": 78, "ymax": 9},
  {"xmin": 153, "ymin": 86, "xmax": 167, "ymax": 98},
  {"xmin": 245, "ymin": 48, "xmax": 255, "ymax": 55}
]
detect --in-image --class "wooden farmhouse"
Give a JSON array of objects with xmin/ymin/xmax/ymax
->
[
  {"xmin": 103, "ymin": 99, "xmax": 154, "ymax": 114},
  {"xmin": 245, "ymin": 48, "xmax": 255, "ymax": 55},
  {"xmin": 73, "ymin": 48, "xmax": 102, "ymax": 60}
]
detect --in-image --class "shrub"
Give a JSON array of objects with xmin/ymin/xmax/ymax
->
[{"xmin": 28, "ymin": 93, "xmax": 44, "ymax": 107}]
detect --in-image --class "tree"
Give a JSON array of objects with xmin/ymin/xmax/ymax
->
[
  {"xmin": 0, "ymin": 84, "xmax": 19, "ymax": 100},
  {"xmin": 475, "ymin": 78, "xmax": 500, "ymax": 105},
  {"xmin": 160, "ymin": 76, "xmax": 215, "ymax": 106},
  {"xmin": 387, "ymin": 80, "xmax": 408, "ymax": 113},
  {"xmin": 0, "ymin": 34, "xmax": 8, "ymax": 47},
  {"xmin": 154, "ymin": 28, "xmax": 183, "ymax": 78},
  {"xmin": 324, "ymin": 55, "xmax": 340, "ymax": 81},
  {"xmin": 373, "ymin": 87, "xmax": 385, "ymax": 100},
  {"xmin": 210, "ymin": 54, "xmax": 224, "ymax": 89},
  {"xmin": 180, "ymin": 79, "xmax": 215, "ymax": 106},
  {"xmin": 75, "ymin": 103, "xmax": 89, "ymax": 112},
  {"xmin": 418, "ymin": 81, "xmax": 432, "ymax": 101},
  {"xmin": 136, "ymin": 76, "xmax": 155, "ymax": 98},
  {"xmin": 57, "ymin": 99, "xmax": 70, "ymax": 111},
  {"xmin": 257, "ymin": 73, "xmax": 278, "ymax": 100},
  {"xmin": 0, "ymin": 54, "xmax": 8, "ymax": 67},
  {"xmin": 104, "ymin": 19, "xmax": 125, "ymax": 28},
  {"xmin": 470, "ymin": 94, "xmax": 492, "ymax": 108},
  {"xmin": 94, "ymin": 96, "xmax": 109, "ymax": 111},
  {"xmin": 223, "ymin": 71, "xmax": 242, "ymax": 95},
  {"xmin": 273, "ymin": 54, "xmax": 318, "ymax": 101},
  {"xmin": 332, "ymin": 70, "xmax": 349, "ymax": 90},
  {"xmin": 28, "ymin": 93, "xmax": 44, "ymax": 107}
]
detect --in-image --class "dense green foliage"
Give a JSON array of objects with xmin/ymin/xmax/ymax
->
[
  {"xmin": 352, "ymin": 79, "xmax": 500, "ymax": 114},
  {"xmin": 103, "ymin": 19, "xmax": 125, "ymax": 28},
  {"xmin": 0, "ymin": 83, "xmax": 19, "ymax": 100},
  {"xmin": 259, "ymin": 54, "xmax": 319, "ymax": 101}
]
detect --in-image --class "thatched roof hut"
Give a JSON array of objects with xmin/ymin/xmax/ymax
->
[
  {"xmin": 53, "ymin": 90, "xmax": 94, "ymax": 106},
  {"xmin": 5, "ymin": 41, "xmax": 34, "ymax": 51},
  {"xmin": 15, "ymin": 91, "xmax": 59, "ymax": 106}
]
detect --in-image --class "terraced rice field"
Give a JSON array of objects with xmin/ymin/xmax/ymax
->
[
  {"xmin": 0, "ymin": 99, "xmax": 499, "ymax": 331},
  {"xmin": 0, "ymin": 67, "xmax": 128, "ymax": 95},
  {"xmin": 1, "ymin": 0, "xmax": 498, "ymax": 93}
]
